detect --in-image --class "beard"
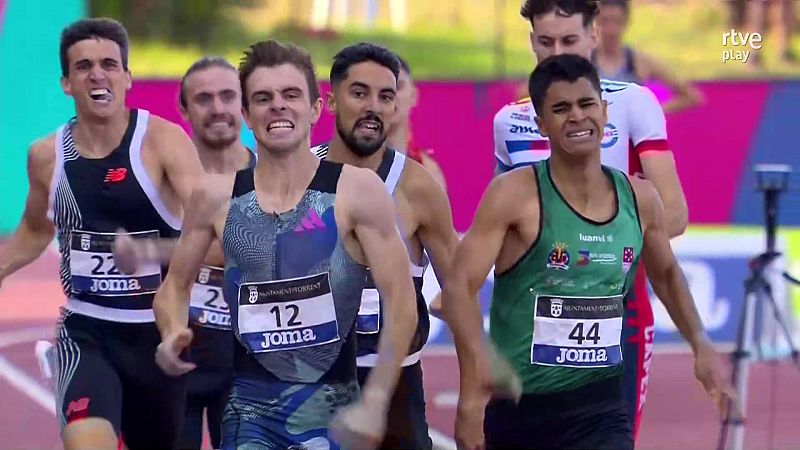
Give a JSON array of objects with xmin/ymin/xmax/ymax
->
[
  {"xmin": 335, "ymin": 114, "xmax": 386, "ymax": 157},
  {"xmin": 199, "ymin": 132, "xmax": 237, "ymax": 149}
]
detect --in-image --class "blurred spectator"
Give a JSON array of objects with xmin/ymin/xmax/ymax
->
[
  {"xmin": 593, "ymin": 0, "xmax": 703, "ymax": 114},
  {"xmin": 742, "ymin": 0, "xmax": 797, "ymax": 67}
]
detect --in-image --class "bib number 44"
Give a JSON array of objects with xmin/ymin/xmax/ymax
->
[{"xmin": 568, "ymin": 322, "xmax": 601, "ymax": 346}]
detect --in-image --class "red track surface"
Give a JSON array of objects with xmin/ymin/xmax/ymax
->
[{"xmin": 2, "ymin": 252, "xmax": 798, "ymax": 449}]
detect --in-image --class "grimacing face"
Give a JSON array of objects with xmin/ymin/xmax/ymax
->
[
  {"xmin": 243, "ymin": 63, "xmax": 322, "ymax": 155},
  {"xmin": 534, "ymin": 78, "xmax": 607, "ymax": 158},
  {"xmin": 329, "ymin": 61, "xmax": 397, "ymax": 157},
  {"xmin": 61, "ymin": 38, "xmax": 132, "ymax": 120},
  {"xmin": 181, "ymin": 66, "xmax": 242, "ymax": 149}
]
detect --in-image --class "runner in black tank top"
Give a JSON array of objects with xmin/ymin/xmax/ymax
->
[
  {"xmin": 318, "ymin": 43, "xmax": 460, "ymax": 449},
  {"xmin": 151, "ymin": 40, "xmax": 420, "ymax": 449},
  {"xmin": 112, "ymin": 59, "xmax": 258, "ymax": 449},
  {"xmin": 0, "ymin": 18, "xmax": 205, "ymax": 450}
]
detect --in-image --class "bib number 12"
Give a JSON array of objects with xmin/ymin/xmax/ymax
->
[{"xmin": 568, "ymin": 322, "xmax": 600, "ymax": 345}]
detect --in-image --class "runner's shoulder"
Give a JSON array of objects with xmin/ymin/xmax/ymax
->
[
  {"xmin": 599, "ymin": 79, "xmax": 652, "ymax": 103},
  {"xmin": 495, "ymin": 96, "xmax": 536, "ymax": 126}
]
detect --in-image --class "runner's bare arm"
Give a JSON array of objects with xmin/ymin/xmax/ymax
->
[
  {"xmin": 637, "ymin": 52, "xmax": 703, "ymax": 114},
  {"xmin": 0, "ymin": 138, "xmax": 56, "ymax": 284},
  {"xmin": 633, "ymin": 176, "xmax": 706, "ymax": 350},
  {"xmin": 340, "ymin": 166, "xmax": 417, "ymax": 410},
  {"xmin": 410, "ymin": 164, "xmax": 458, "ymax": 297},
  {"xmin": 633, "ymin": 176, "xmax": 734, "ymax": 414},
  {"xmin": 639, "ymin": 152, "xmax": 688, "ymax": 238},
  {"xmin": 153, "ymin": 185, "xmax": 227, "ymax": 339},
  {"xmin": 629, "ymin": 85, "xmax": 688, "ymax": 238},
  {"xmin": 442, "ymin": 175, "xmax": 519, "ymax": 397},
  {"xmin": 155, "ymin": 119, "xmax": 205, "ymax": 211}
]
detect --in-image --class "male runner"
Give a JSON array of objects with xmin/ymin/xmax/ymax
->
[
  {"xmin": 492, "ymin": 0, "xmax": 689, "ymax": 438},
  {"xmin": 0, "ymin": 18, "xmax": 202, "ymax": 450},
  {"xmin": 152, "ymin": 39, "xmax": 418, "ymax": 450},
  {"xmin": 175, "ymin": 56, "xmax": 253, "ymax": 450},
  {"xmin": 313, "ymin": 42, "xmax": 459, "ymax": 450},
  {"xmin": 385, "ymin": 54, "xmax": 447, "ymax": 190},
  {"xmin": 113, "ymin": 56, "xmax": 255, "ymax": 449},
  {"xmin": 444, "ymin": 54, "xmax": 732, "ymax": 450}
]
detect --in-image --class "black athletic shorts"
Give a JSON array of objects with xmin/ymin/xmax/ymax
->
[
  {"xmin": 54, "ymin": 308, "xmax": 186, "ymax": 450},
  {"xmin": 356, "ymin": 361, "xmax": 432, "ymax": 450},
  {"xmin": 177, "ymin": 326, "xmax": 235, "ymax": 450},
  {"xmin": 484, "ymin": 375, "xmax": 633, "ymax": 450}
]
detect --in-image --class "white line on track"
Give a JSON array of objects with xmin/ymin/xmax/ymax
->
[{"xmin": 0, "ymin": 326, "xmax": 56, "ymax": 415}]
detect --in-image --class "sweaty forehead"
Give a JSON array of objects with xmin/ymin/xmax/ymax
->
[
  {"xmin": 247, "ymin": 64, "xmax": 308, "ymax": 95},
  {"xmin": 68, "ymin": 38, "xmax": 123, "ymax": 62},
  {"xmin": 543, "ymin": 78, "xmax": 600, "ymax": 105},
  {"xmin": 186, "ymin": 67, "xmax": 240, "ymax": 94},
  {"xmin": 342, "ymin": 61, "xmax": 396, "ymax": 89}
]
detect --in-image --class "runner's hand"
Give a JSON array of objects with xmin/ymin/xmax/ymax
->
[
  {"xmin": 693, "ymin": 341, "xmax": 738, "ymax": 420},
  {"xmin": 112, "ymin": 229, "xmax": 141, "ymax": 275},
  {"xmin": 155, "ymin": 327, "xmax": 195, "ymax": 376},
  {"xmin": 330, "ymin": 398, "xmax": 386, "ymax": 450},
  {"xmin": 455, "ymin": 389, "xmax": 489, "ymax": 450}
]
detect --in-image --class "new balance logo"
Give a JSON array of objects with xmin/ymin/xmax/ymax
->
[
  {"xmin": 66, "ymin": 397, "xmax": 90, "ymax": 419},
  {"xmin": 104, "ymin": 168, "xmax": 128, "ymax": 183},
  {"xmin": 294, "ymin": 209, "xmax": 325, "ymax": 232}
]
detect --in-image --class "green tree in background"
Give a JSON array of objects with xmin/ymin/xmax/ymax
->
[{"xmin": 89, "ymin": 0, "xmax": 258, "ymax": 48}]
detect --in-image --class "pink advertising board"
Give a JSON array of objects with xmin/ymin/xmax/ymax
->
[{"xmin": 127, "ymin": 80, "xmax": 768, "ymax": 231}]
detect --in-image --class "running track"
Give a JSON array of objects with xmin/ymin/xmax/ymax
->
[{"xmin": 1, "ymin": 251, "xmax": 799, "ymax": 449}]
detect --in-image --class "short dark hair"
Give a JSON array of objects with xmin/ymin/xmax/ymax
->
[
  {"xmin": 520, "ymin": 0, "xmax": 600, "ymax": 28},
  {"xmin": 60, "ymin": 18, "xmax": 130, "ymax": 77},
  {"xmin": 238, "ymin": 40, "xmax": 320, "ymax": 109},
  {"xmin": 600, "ymin": 0, "xmax": 629, "ymax": 16},
  {"xmin": 179, "ymin": 56, "xmax": 237, "ymax": 109},
  {"xmin": 528, "ymin": 54, "xmax": 601, "ymax": 114},
  {"xmin": 330, "ymin": 42, "xmax": 400, "ymax": 87}
]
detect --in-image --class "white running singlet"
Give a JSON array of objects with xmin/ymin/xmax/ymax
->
[{"xmin": 493, "ymin": 79, "xmax": 669, "ymax": 175}]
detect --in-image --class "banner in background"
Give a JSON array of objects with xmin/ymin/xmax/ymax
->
[
  {"xmin": 423, "ymin": 226, "xmax": 800, "ymax": 350},
  {"xmin": 4, "ymin": 79, "xmax": 800, "ymax": 233}
]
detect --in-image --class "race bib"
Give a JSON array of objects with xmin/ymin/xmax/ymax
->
[
  {"xmin": 237, "ymin": 273, "xmax": 340, "ymax": 353},
  {"xmin": 356, "ymin": 272, "xmax": 380, "ymax": 334},
  {"xmin": 69, "ymin": 230, "xmax": 162, "ymax": 297},
  {"xmin": 531, "ymin": 294, "xmax": 624, "ymax": 368},
  {"xmin": 189, "ymin": 266, "xmax": 229, "ymax": 330}
]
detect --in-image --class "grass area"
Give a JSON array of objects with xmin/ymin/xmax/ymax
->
[{"xmin": 127, "ymin": 0, "xmax": 800, "ymax": 80}]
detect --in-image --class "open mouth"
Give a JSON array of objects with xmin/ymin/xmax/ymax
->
[
  {"xmin": 566, "ymin": 130, "xmax": 592, "ymax": 138},
  {"xmin": 266, "ymin": 120, "xmax": 294, "ymax": 135},
  {"xmin": 355, "ymin": 119, "xmax": 382, "ymax": 138},
  {"xmin": 88, "ymin": 88, "xmax": 112, "ymax": 104}
]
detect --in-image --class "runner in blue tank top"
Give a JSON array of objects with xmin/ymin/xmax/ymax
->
[{"xmin": 152, "ymin": 40, "xmax": 419, "ymax": 450}]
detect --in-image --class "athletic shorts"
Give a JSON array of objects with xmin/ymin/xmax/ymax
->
[
  {"xmin": 177, "ymin": 327, "xmax": 235, "ymax": 449},
  {"xmin": 54, "ymin": 308, "xmax": 186, "ymax": 450},
  {"xmin": 484, "ymin": 376, "xmax": 632, "ymax": 450},
  {"xmin": 621, "ymin": 265, "xmax": 655, "ymax": 440},
  {"xmin": 221, "ymin": 375, "xmax": 359, "ymax": 449},
  {"xmin": 356, "ymin": 361, "xmax": 432, "ymax": 450}
]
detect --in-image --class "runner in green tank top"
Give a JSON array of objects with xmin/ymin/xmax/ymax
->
[{"xmin": 441, "ymin": 54, "xmax": 735, "ymax": 450}]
